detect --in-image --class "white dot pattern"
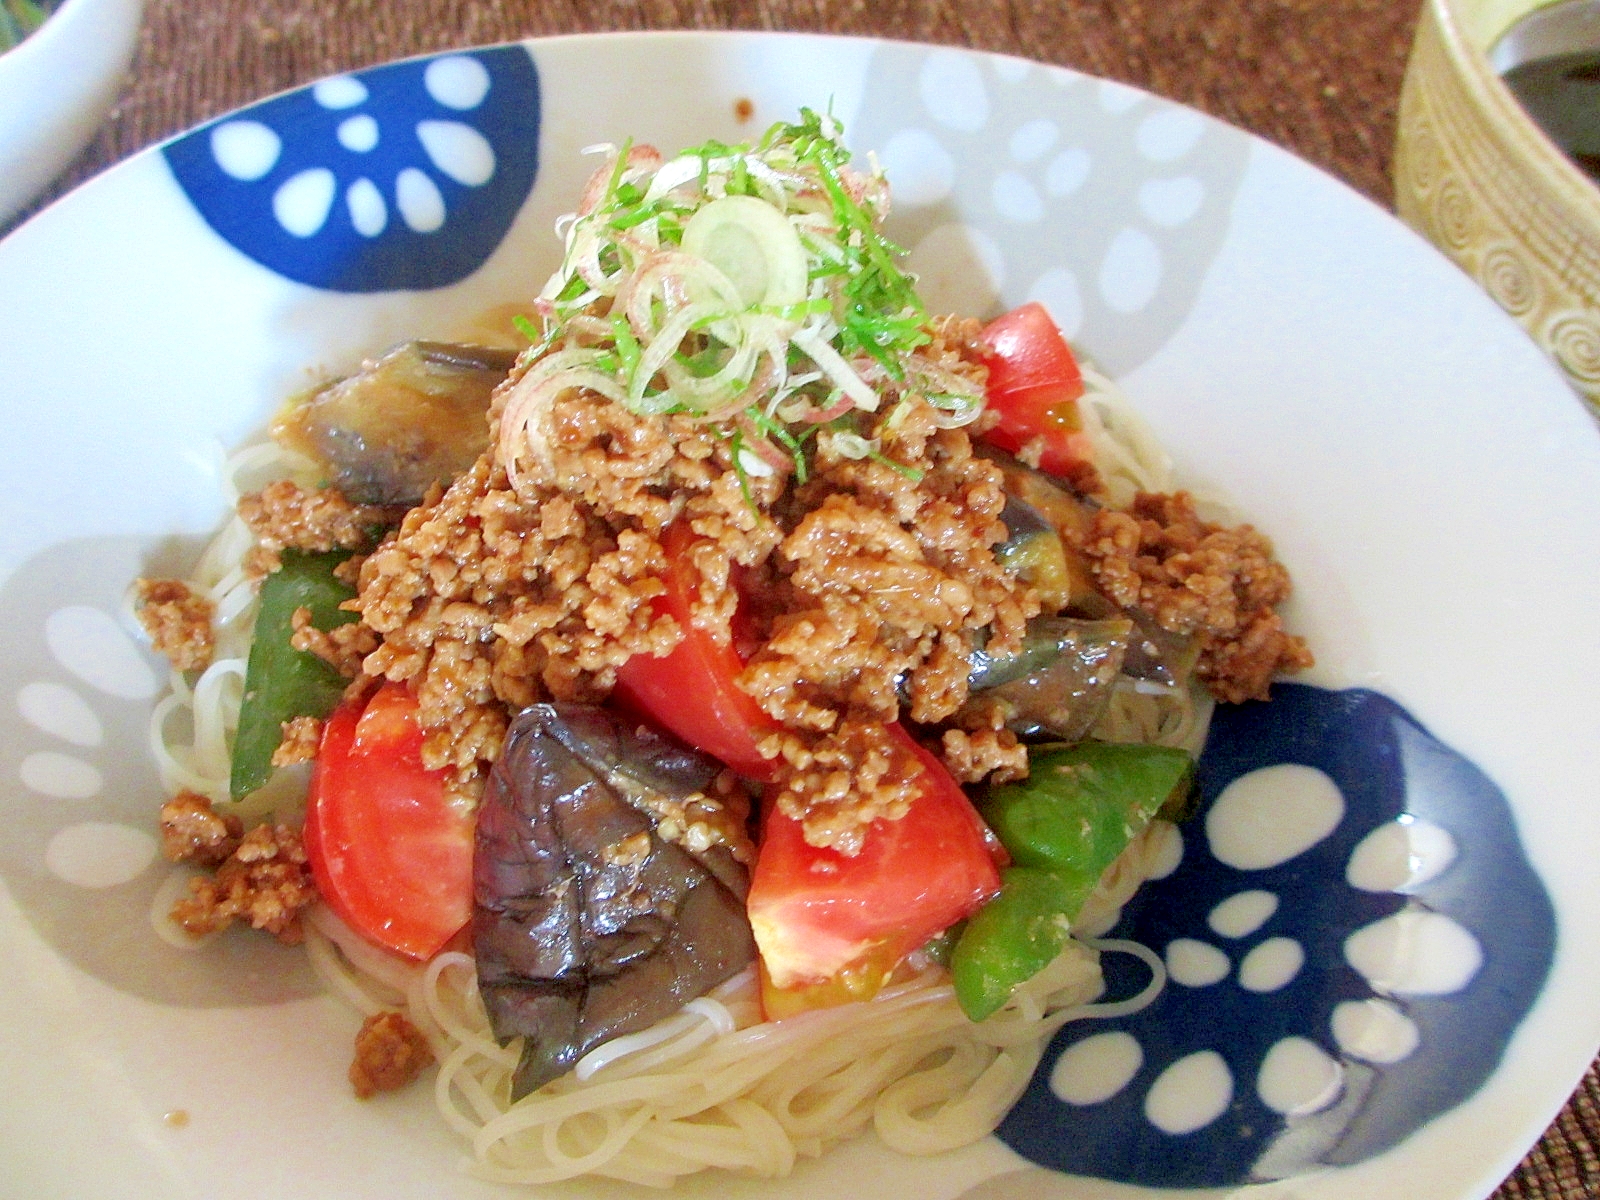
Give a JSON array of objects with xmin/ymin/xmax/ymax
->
[
  {"xmin": 1208, "ymin": 890, "xmax": 1279, "ymax": 940},
  {"xmin": 424, "ymin": 55, "xmax": 491, "ymax": 110},
  {"xmin": 1009, "ymin": 118, "xmax": 1059, "ymax": 163},
  {"xmin": 1257, "ymin": 1037, "xmax": 1343, "ymax": 1116},
  {"xmin": 1166, "ymin": 938, "xmax": 1231, "ymax": 988},
  {"xmin": 346, "ymin": 178, "xmax": 387, "ymax": 237},
  {"xmin": 1044, "ymin": 147, "xmax": 1091, "ymax": 197},
  {"xmin": 1206, "ymin": 764, "xmax": 1345, "ymax": 871},
  {"xmin": 1331, "ymin": 998, "xmax": 1421, "ymax": 1065},
  {"xmin": 396, "ymin": 167, "xmax": 447, "ymax": 233},
  {"xmin": 210, "ymin": 120, "xmax": 281, "ymax": 181},
  {"xmin": 17, "ymin": 681, "xmax": 102, "ymax": 747},
  {"xmin": 312, "ymin": 75, "xmax": 368, "ymax": 110},
  {"xmin": 336, "ymin": 114, "xmax": 379, "ymax": 154},
  {"xmin": 879, "ymin": 129, "xmax": 954, "ymax": 206},
  {"xmin": 919, "ymin": 49, "xmax": 989, "ymax": 132},
  {"xmin": 1345, "ymin": 910, "xmax": 1483, "ymax": 996},
  {"xmin": 20, "ymin": 751, "xmax": 102, "ymax": 799},
  {"xmin": 45, "ymin": 822, "xmax": 157, "ymax": 889},
  {"xmin": 1145, "ymin": 1051, "xmax": 1233, "ymax": 1135},
  {"xmin": 993, "ymin": 170, "xmax": 1045, "ymax": 223},
  {"xmin": 1347, "ymin": 817, "xmax": 1458, "ymax": 893},
  {"xmin": 1099, "ymin": 227, "xmax": 1162, "ymax": 314},
  {"xmin": 45, "ymin": 607, "xmax": 157, "ymax": 701},
  {"xmin": 273, "ymin": 168, "xmax": 337, "ymax": 238},
  {"xmin": 1051, "ymin": 1030, "xmax": 1144, "ymax": 1106},
  {"xmin": 1136, "ymin": 106, "xmax": 1205, "ymax": 161},
  {"xmin": 416, "ymin": 120, "xmax": 496, "ymax": 187},
  {"xmin": 1238, "ymin": 937, "xmax": 1306, "ymax": 993},
  {"xmin": 1138, "ymin": 176, "xmax": 1206, "ymax": 227}
]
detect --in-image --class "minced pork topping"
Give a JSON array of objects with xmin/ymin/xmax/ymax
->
[
  {"xmin": 221, "ymin": 346, "xmax": 1307, "ymax": 858},
  {"xmin": 161, "ymin": 793, "xmax": 316, "ymax": 944},
  {"xmin": 1077, "ymin": 491, "xmax": 1312, "ymax": 704},
  {"xmin": 133, "ymin": 578, "xmax": 215, "ymax": 673},
  {"xmin": 347, "ymin": 321, "xmax": 1036, "ymax": 855}
]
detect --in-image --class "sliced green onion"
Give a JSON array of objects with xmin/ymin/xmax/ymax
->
[{"xmin": 501, "ymin": 110, "xmax": 987, "ymax": 495}]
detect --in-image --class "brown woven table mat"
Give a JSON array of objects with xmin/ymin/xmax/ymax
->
[{"xmin": 15, "ymin": 1, "xmax": 1600, "ymax": 1196}]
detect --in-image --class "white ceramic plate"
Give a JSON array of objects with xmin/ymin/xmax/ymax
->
[{"xmin": 1, "ymin": 31, "xmax": 1598, "ymax": 1200}]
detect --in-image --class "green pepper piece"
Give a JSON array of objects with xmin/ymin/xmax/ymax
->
[
  {"xmin": 980, "ymin": 742, "xmax": 1192, "ymax": 898},
  {"xmin": 950, "ymin": 742, "xmax": 1193, "ymax": 1021},
  {"xmin": 229, "ymin": 549, "xmax": 358, "ymax": 800},
  {"xmin": 951, "ymin": 867, "xmax": 1077, "ymax": 1020},
  {"xmin": 918, "ymin": 924, "xmax": 963, "ymax": 969}
]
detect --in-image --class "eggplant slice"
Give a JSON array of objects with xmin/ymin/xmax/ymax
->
[
  {"xmin": 964, "ymin": 616, "xmax": 1131, "ymax": 740},
  {"xmin": 274, "ymin": 341, "xmax": 517, "ymax": 505},
  {"xmin": 473, "ymin": 704, "xmax": 755, "ymax": 1099}
]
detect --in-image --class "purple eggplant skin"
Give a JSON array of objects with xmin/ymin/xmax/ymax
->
[
  {"xmin": 274, "ymin": 341, "xmax": 518, "ymax": 505},
  {"xmin": 473, "ymin": 704, "xmax": 755, "ymax": 1099},
  {"xmin": 988, "ymin": 449, "xmax": 1201, "ymax": 692},
  {"xmin": 964, "ymin": 616, "xmax": 1132, "ymax": 741}
]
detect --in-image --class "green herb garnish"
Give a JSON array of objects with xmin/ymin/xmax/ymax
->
[{"xmin": 504, "ymin": 110, "xmax": 985, "ymax": 490}]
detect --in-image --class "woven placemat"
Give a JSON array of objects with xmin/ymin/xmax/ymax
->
[
  {"xmin": 16, "ymin": 1, "xmax": 1600, "ymax": 1195},
  {"xmin": 48, "ymin": 0, "xmax": 1420, "ymax": 210}
]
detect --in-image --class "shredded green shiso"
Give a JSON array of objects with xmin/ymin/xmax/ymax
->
[{"xmin": 498, "ymin": 110, "xmax": 985, "ymax": 489}]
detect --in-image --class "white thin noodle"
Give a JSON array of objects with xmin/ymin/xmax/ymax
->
[
  {"xmin": 303, "ymin": 827, "xmax": 1171, "ymax": 1187},
  {"xmin": 160, "ymin": 352, "xmax": 1198, "ymax": 1184},
  {"xmin": 1078, "ymin": 363, "xmax": 1215, "ymax": 757},
  {"xmin": 146, "ymin": 440, "xmax": 320, "ymax": 807},
  {"xmin": 1077, "ymin": 362, "xmax": 1174, "ymax": 504}
]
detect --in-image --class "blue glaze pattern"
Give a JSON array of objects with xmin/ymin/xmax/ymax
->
[
  {"xmin": 163, "ymin": 46, "xmax": 541, "ymax": 291},
  {"xmin": 998, "ymin": 684, "xmax": 1556, "ymax": 1187}
]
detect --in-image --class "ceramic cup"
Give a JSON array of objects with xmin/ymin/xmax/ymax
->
[{"xmin": 1395, "ymin": 0, "xmax": 1600, "ymax": 418}]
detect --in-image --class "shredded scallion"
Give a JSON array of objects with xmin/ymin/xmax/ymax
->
[{"xmin": 510, "ymin": 110, "xmax": 986, "ymax": 483}]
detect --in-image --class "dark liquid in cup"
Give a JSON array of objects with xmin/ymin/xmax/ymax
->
[{"xmin": 1501, "ymin": 51, "xmax": 1600, "ymax": 183}]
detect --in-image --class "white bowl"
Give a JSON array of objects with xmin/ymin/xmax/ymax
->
[{"xmin": 0, "ymin": 0, "xmax": 144, "ymax": 225}]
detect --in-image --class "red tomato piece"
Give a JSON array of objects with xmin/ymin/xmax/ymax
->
[
  {"xmin": 304, "ymin": 682, "xmax": 474, "ymax": 960},
  {"xmin": 979, "ymin": 302, "xmax": 1090, "ymax": 477},
  {"xmin": 612, "ymin": 521, "xmax": 782, "ymax": 781},
  {"xmin": 748, "ymin": 724, "xmax": 1002, "ymax": 1015}
]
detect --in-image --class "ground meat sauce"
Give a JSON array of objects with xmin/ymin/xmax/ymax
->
[
  {"xmin": 348, "ymin": 329, "xmax": 1038, "ymax": 853},
  {"xmin": 940, "ymin": 723, "xmax": 1031, "ymax": 785},
  {"xmin": 159, "ymin": 789, "xmax": 242, "ymax": 866},
  {"xmin": 134, "ymin": 578, "xmax": 215, "ymax": 672},
  {"xmin": 349, "ymin": 1011, "xmax": 434, "ymax": 1098},
  {"xmin": 290, "ymin": 604, "xmax": 379, "ymax": 678},
  {"xmin": 242, "ymin": 325, "xmax": 1307, "ymax": 850},
  {"xmin": 271, "ymin": 715, "xmax": 324, "ymax": 767},
  {"xmin": 238, "ymin": 479, "xmax": 399, "ymax": 555},
  {"xmin": 161, "ymin": 794, "xmax": 316, "ymax": 944},
  {"xmin": 1077, "ymin": 491, "xmax": 1313, "ymax": 703}
]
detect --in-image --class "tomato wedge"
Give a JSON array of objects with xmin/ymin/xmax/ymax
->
[
  {"xmin": 979, "ymin": 302, "xmax": 1090, "ymax": 477},
  {"xmin": 747, "ymin": 724, "xmax": 1002, "ymax": 1016},
  {"xmin": 304, "ymin": 682, "xmax": 474, "ymax": 960},
  {"xmin": 612, "ymin": 521, "xmax": 782, "ymax": 780}
]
